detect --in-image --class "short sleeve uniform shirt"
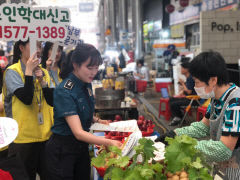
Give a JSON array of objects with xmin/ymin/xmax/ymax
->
[{"xmin": 51, "ymin": 73, "xmax": 95, "ymax": 136}]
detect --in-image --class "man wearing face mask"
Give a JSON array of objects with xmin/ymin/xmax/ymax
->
[{"xmin": 156, "ymin": 51, "xmax": 240, "ymax": 179}]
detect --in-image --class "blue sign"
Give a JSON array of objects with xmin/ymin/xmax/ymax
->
[
  {"xmin": 170, "ymin": 0, "xmax": 237, "ymax": 25},
  {"xmin": 201, "ymin": 0, "xmax": 236, "ymax": 11},
  {"xmin": 170, "ymin": 4, "xmax": 201, "ymax": 25},
  {"xmin": 79, "ymin": 2, "xmax": 94, "ymax": 12}
]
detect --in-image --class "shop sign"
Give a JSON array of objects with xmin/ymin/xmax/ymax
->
[
  {"xmin": 0, "ymin": 3, "xmax": 70, "ymax": 41},
  {"xmin": 211, "ymin": 21, "xmax": 240, "ymax": 33},
  {"xmin": 165, "ymin": 4, "xmax": 175, "ymax": 14},
  {"xmin": 201, "ymin": 0, "xmax": 237, "ymax": 11},
  {"xmin": 180, "ymin": 0, "xmax": 189, "ymax": 8},
  {"xmin": 153, "ymin": 20, "xmax": 162, "ymax": 31},
  {"xmin": 143, "ymin": 23, "xmax": 148, "ymax": 37},
  {"xmin": 171, "ymin": 23, "xmax": 184, "ymax": 38},
  {"xmin": 59, "ymin": 25, "xmax": 82, "ymax": 47},
  {"xmin": 79, "ymin": 2, "xmax": 94, "ymax": 12},
  {"xmin": 170, "ymin": 4, "xmax": 200, "ymax": 25}
]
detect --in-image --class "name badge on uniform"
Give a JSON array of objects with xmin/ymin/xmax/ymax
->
[
  {"xmin": 38, "ymin": 112, "xmax": 44, "ymax": 125},
  {"xmin": 64, "ymin": 80, "xmax": 74, "ymax": 90},
  {"xmin": 88, "ymin": 88, "xmax": 92, "ymax": 96}
]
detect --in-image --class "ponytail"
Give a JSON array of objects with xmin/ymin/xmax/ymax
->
[
  {"xmin": 13, "ymin": 39, "xmax": 29, "ymax": 64},
  {"xmin": 13, "ymin": 41, "xmax": 21, "ymax": 64},
  {"xmin": 60, "ymin": 43, "xmax": 102, "ymax": 80},
  {"xmin": 60, "ymin": 50, "xmax": 74, "ymax": 79}
]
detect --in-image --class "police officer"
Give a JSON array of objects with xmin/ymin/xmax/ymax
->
[{"xmin": 45, "ymin": 44, "xmax": 122, "ymax": 180}]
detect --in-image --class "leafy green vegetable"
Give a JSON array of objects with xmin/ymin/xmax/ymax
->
[
  {"xmin": 108, "ymin": 146, "xmax": 122, "ymax": 156},
  {"xmin": 91, "ymin": 150, "xmax": 107, "ymax": 168},
  {"xmin": 107, "ymin": 156, "xmax": 130, "ymax": 168},
  {"xmin": 104, "ymin": 167, "xmax": 125, "ymax": 180},
  {"xmin": 92, "ymin": 136, "xmax": 213, "ymax": 180},
  {"xmin": 133, "ymin": 138, "xmax": 156, "ymax": 164},
  {"xmin": 165, "ymin": 135, "xmax": 212, "ymax": 180}
]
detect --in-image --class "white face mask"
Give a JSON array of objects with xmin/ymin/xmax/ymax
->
[{"xmin": 194, "ymin": 86, "xmax": 215, "ymax": 99}]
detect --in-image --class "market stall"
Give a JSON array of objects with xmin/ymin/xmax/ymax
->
[
  {"xmin": 92, "ymin": 72, "xmax": 139, "ymax": 120},
  {"xmin": 91, "ymin": 131, "xmax": 213, "ymax": 180}
]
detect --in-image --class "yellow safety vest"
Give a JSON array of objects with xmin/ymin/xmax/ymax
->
[
  {"xmin": 2, "ymin": 60, "xmax": 53, "ymax": 143},
  {"xmin": 49, "ymin": 68, "xmax": 62, "ymax": 87}
]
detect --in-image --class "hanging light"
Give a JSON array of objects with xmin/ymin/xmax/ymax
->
[
  {"xmin": 179, "ymin": 0, "xmax": 189, "ymax": 8},
  {"xmin": 165, "ymin": 4, "xmax": 175, "ymax": 14}
]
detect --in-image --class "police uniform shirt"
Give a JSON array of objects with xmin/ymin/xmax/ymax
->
[{"xmin": 51, "ymin": 73, "xmax": 95, "ymax": 136}]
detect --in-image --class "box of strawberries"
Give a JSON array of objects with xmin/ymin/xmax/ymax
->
[{"xmin": 104, "ymin": 115, "xmax": 155, "ymax": 141}]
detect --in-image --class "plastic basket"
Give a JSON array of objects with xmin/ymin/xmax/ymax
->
[{"xmin": 136, "ymin": 80, "xmax": 147, "ymax": 92}]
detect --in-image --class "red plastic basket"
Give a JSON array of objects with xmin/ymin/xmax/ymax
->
[
  {"xmin": 95, "ymin": 161, "xmax": 132, "ymax": 177},
  {"xmin": 94, "ymin": 166, "xmax": 106, "ymax": 177},
  {"xmin": 142, "ymin": 128, "xmax": 154, "ymax": 136},
  {"xmin": 136, "ymin": 80, "xmax": 147, "ymax": 92}
]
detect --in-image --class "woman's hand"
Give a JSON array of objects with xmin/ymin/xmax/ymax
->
[
  {"xmin": 109, "ymin": 140, "xmax": 122, "ymax": 148},
  {"xmin": 25, "ymin": 52, "xmax": 39, "ymax": 76},
  {"xmin": 34, "ymin": 67, "xmax": 44, "ymax": 83},
  {"xmin": 99, "ymin": 120, "xmax": 111, "ymax": 125},
  {"xmin": 46, "ymin": 58, "xmax": 53, "ymax": 71}
]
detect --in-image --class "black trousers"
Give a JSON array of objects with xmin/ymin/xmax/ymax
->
[
  {"xmin": 45, "ymin": 134, "xmax": 90, "ymax": 180},
  {"xmin": 0, "ymin": 148, "xmax": 8, "ymax": 160},
  {"xmin": 8, "ymin": 141, "xmax": 47, "ymax": 180},
  {"xmin": 169, "ymin": 97, "xmax": 193, "ymax": 118}
]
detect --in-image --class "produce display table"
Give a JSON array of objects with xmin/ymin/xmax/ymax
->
[{"xmin": 92, "ymin": 131, "xmax": 160, "ymax": 180}]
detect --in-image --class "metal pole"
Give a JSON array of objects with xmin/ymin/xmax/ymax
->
[
  {"xmin": 119, "ymin": 0, "xmax": 127, "ymax": 31},
  {"xmin": 134, "ymin": 0, "xmax": 143, "ymax": 60},
  {"xmin": 108, "ymin": 0, "xmax": 116, "ymax": 46}
]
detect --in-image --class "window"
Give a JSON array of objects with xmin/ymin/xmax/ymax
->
[{"xmin": 185, "ymin": 23, "xmax": 200, "ymax": 48}]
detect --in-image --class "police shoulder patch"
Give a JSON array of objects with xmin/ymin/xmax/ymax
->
[{"xmin": 64, "ymin": 80, "xmax": 74, "ymax": 90}]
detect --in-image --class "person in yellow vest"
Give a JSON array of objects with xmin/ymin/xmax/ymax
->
[
  {"xmin": 2, "ymin": 39, "xmax": 54, "ymax": 180},
  {"xmin": 41, "ymin": 41, "xmax": 64, "ymax": 87}
]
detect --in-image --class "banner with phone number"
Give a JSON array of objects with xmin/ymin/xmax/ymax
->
[{"xmin": 0, "ymin": 3, "xmax": 70, "ymax": 41}]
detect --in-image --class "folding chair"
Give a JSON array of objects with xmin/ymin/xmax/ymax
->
[{"xmin": 179, "ymin": 95, "xmax": 201, "ymax": 126}]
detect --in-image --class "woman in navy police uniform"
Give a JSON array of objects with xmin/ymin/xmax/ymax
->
[{"xmin": 45, "ymin": 44, "xmax": 122, "ymax": 180}]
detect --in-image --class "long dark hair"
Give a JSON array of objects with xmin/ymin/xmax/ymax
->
[
  {"xmin": 13, "ymin": 39, "xmax": 29, "ymax": 64},
  {"xmin": 60, "ymin": 44, "xmax": 102, "ymax": 79},
  {"xmin": 41, "ymin": 41, "xmax": 63, "ymax": 69}
]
